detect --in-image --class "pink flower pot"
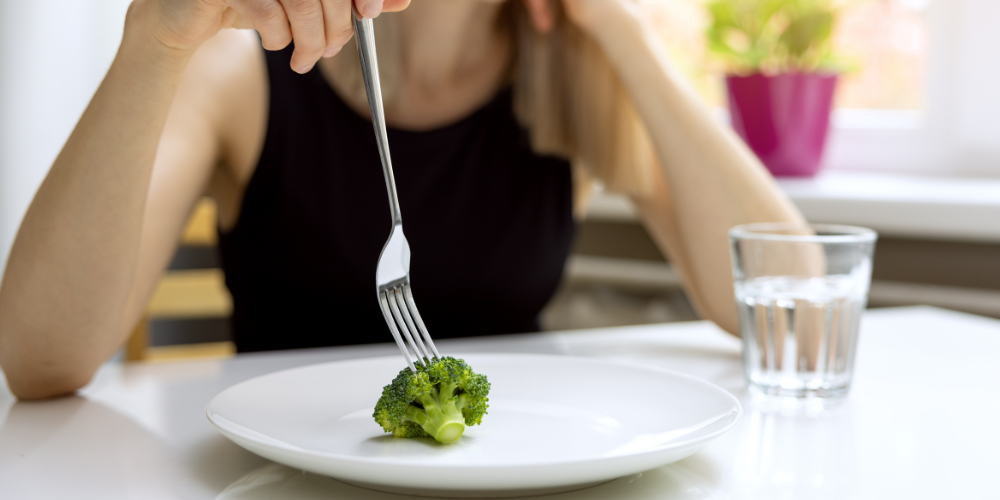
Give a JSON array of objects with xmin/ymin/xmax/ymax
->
[{"xmin": 726, "ymin": 73, "xmax": 838, "ymax": 177}]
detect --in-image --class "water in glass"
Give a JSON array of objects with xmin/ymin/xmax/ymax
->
[{"xmin": 736, "ymin": 275, "xmax": 865, "ymax": 399}]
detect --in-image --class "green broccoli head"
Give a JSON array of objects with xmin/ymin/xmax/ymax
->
[{"xmin": 373, "ymin": 357, "xmax": 490, "ymax": 444}]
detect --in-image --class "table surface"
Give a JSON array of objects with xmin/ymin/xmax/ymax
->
[{"xmin": 2, "ymin": 306, "xmax": 998, "ymax": 499}]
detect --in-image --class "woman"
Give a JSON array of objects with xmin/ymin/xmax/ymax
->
[{"xmin": 0, "ymin": 0, "xmax": 802, "ymax": 399}]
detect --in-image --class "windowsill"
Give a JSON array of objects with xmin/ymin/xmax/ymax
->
[{"xmin": 585, "ymin": 171, "xmax": 1000, "ymax": 243}]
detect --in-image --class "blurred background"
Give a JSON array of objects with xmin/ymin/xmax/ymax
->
[{"xmin": 0, "ymin": 0, "xmax": 997, "ymax": 361}]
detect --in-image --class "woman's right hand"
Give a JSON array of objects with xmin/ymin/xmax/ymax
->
[{"xmin": 129, "ymin": 0, "xmax": 410, "ymax": 73}]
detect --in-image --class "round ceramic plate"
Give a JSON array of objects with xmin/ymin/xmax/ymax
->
[{"xmin": 206, "ymin": 354, "xmax": 741, "ymax": 498}]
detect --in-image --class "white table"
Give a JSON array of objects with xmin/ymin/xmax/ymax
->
[{"xmin": 1, "ymin": 306, "xmax": 998, "ymax": 499}]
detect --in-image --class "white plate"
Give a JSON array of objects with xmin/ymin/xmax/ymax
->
[{"xmin": 206, "ymin": 354, "xmax": 741, "ymax": 498}]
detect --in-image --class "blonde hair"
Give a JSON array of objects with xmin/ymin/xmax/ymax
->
[{"xmin": 333, "ymin": 2, "xmax": 655, "ymax": 205}]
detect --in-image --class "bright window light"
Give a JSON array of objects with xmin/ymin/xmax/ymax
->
[{"xmin": 646, "ymin": 0, "xmax": 928, "ymax": 111}]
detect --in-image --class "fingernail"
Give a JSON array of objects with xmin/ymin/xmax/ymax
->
[
  {"xmin": 363, "ymin": 0, "xmax": 383, "ymax": 18},
  {"xmin": 297, "ymin": 63, "xmax": 315, "ymax": 74},
  {"xmin": 324, "ymin": 46, "xmax": 342, "ymax": 58}
]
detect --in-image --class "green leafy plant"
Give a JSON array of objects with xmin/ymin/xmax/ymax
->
[{"xmin": 706, "ymin": 0, "xmax": 844, "ymax": 74}]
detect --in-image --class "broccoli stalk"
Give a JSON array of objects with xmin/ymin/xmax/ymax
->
[
  {"xmin": 373, "ymin": 357, "xmax": 489, "ymax": 444},
  {"xmin": 404, "ymin": 380, "xmax": 467, "ymax": 444}
]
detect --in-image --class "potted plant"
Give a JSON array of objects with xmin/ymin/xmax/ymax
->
[{"xmin": 707, "ymin": 0, "xmax": 843, "ymax": 177}]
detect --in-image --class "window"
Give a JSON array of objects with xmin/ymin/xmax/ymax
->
[
  {"xmin": 835, "ymin": 0, "xmax": 926, "ymax": 110},
  {"xmin": 647, "ymin": 0, "xmax": 1000, "ymax": 176}
]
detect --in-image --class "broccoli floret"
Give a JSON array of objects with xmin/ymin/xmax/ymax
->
[{"xmin": 373, "ymin": 357, "xmax": 490, "ymax": 444}]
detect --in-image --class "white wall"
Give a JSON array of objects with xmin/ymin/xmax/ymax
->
[{"xmin": 0, "ymin": 0, "xmax": 132, "ymax": 278}]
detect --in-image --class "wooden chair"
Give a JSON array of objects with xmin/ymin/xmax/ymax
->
[{"xmin": 125, "ymin": 198, "xmax": 235, "ymax": 362}]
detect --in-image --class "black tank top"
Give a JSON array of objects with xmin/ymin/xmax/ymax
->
[{"xmin": 218, "ymin": 46, "xmax": 576, "ymax": 352}]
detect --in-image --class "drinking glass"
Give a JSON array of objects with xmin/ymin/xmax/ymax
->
[{"xmin": 729, "ymin": 223, "xmax": 877, "ymax": 400}]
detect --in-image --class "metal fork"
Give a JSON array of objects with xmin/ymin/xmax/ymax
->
[{"xmin": 353, "ymin": 15, "xmax": 440, "ymax": 372}]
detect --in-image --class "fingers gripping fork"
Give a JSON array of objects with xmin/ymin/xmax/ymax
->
[{"xmin": 354, "ymin": 14, "xmax": 440, "ymax": 373}]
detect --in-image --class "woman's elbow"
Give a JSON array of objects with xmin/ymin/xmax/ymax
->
[
  {"xmin": 17, "ymin": 378, "xmax": 94, "ymax": 401},
  {"xmin": 696, "ymin": 298, "xmax": 741, "ymax": 337},
  {"xmin": 0, "ymin": 349, "xmax": 95, "ymax": 400},
  {"xmin": 4, "ymin": 368, "xmax": 92, "ymax": 400},
  {"xmin": 713, "ymin": 315, "xmax": 740, "ymax": 338}
]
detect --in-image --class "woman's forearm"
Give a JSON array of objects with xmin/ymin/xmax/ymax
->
[
  {"xmin": 0, "ymin": 18, "xmax": 195, "ymax": 398},
  {"xmin": 583, "ymin": 5, "xmax": 804, "ymax": 333}
]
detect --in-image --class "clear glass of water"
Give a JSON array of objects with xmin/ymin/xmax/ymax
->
[{"xmin": 730, "ymin": 223, "xmax": 877, "ymax": 400}]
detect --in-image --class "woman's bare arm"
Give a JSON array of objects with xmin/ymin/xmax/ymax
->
[
  {"xmin": 0, "ymin": 23, "xmax": 202, "ymax": 398},
  {"xmin": 0, "ymin": 0, "xmax": 393, "ymax": 399},
  {"xmin": 117, "ymin": 30, "xmax": 268, "ymax": 366},
  {"xmin": 569, "ymin": 1, "xmax": 805, "ymax": 334},
  {"xmin": 0, "ymin": 28, "xmax": 239, "ymax": 400}
]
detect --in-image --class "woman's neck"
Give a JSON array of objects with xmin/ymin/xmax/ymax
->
[
  {"xmin": 397, "ymin": 0, "xmax": 508, "ymax": 92},
  {"xmin": 327, "ymin": 0, "xmax": 511, "ymax": 130}
]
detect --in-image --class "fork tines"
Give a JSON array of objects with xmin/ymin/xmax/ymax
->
[{"xmin": 378, "ymin": 284, "xmax": 440, "ymax": 372}]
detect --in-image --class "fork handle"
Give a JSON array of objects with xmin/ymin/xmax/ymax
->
[{"xmin": 353, "ymin": 14, "xmax": 402, "ymax": 226}]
